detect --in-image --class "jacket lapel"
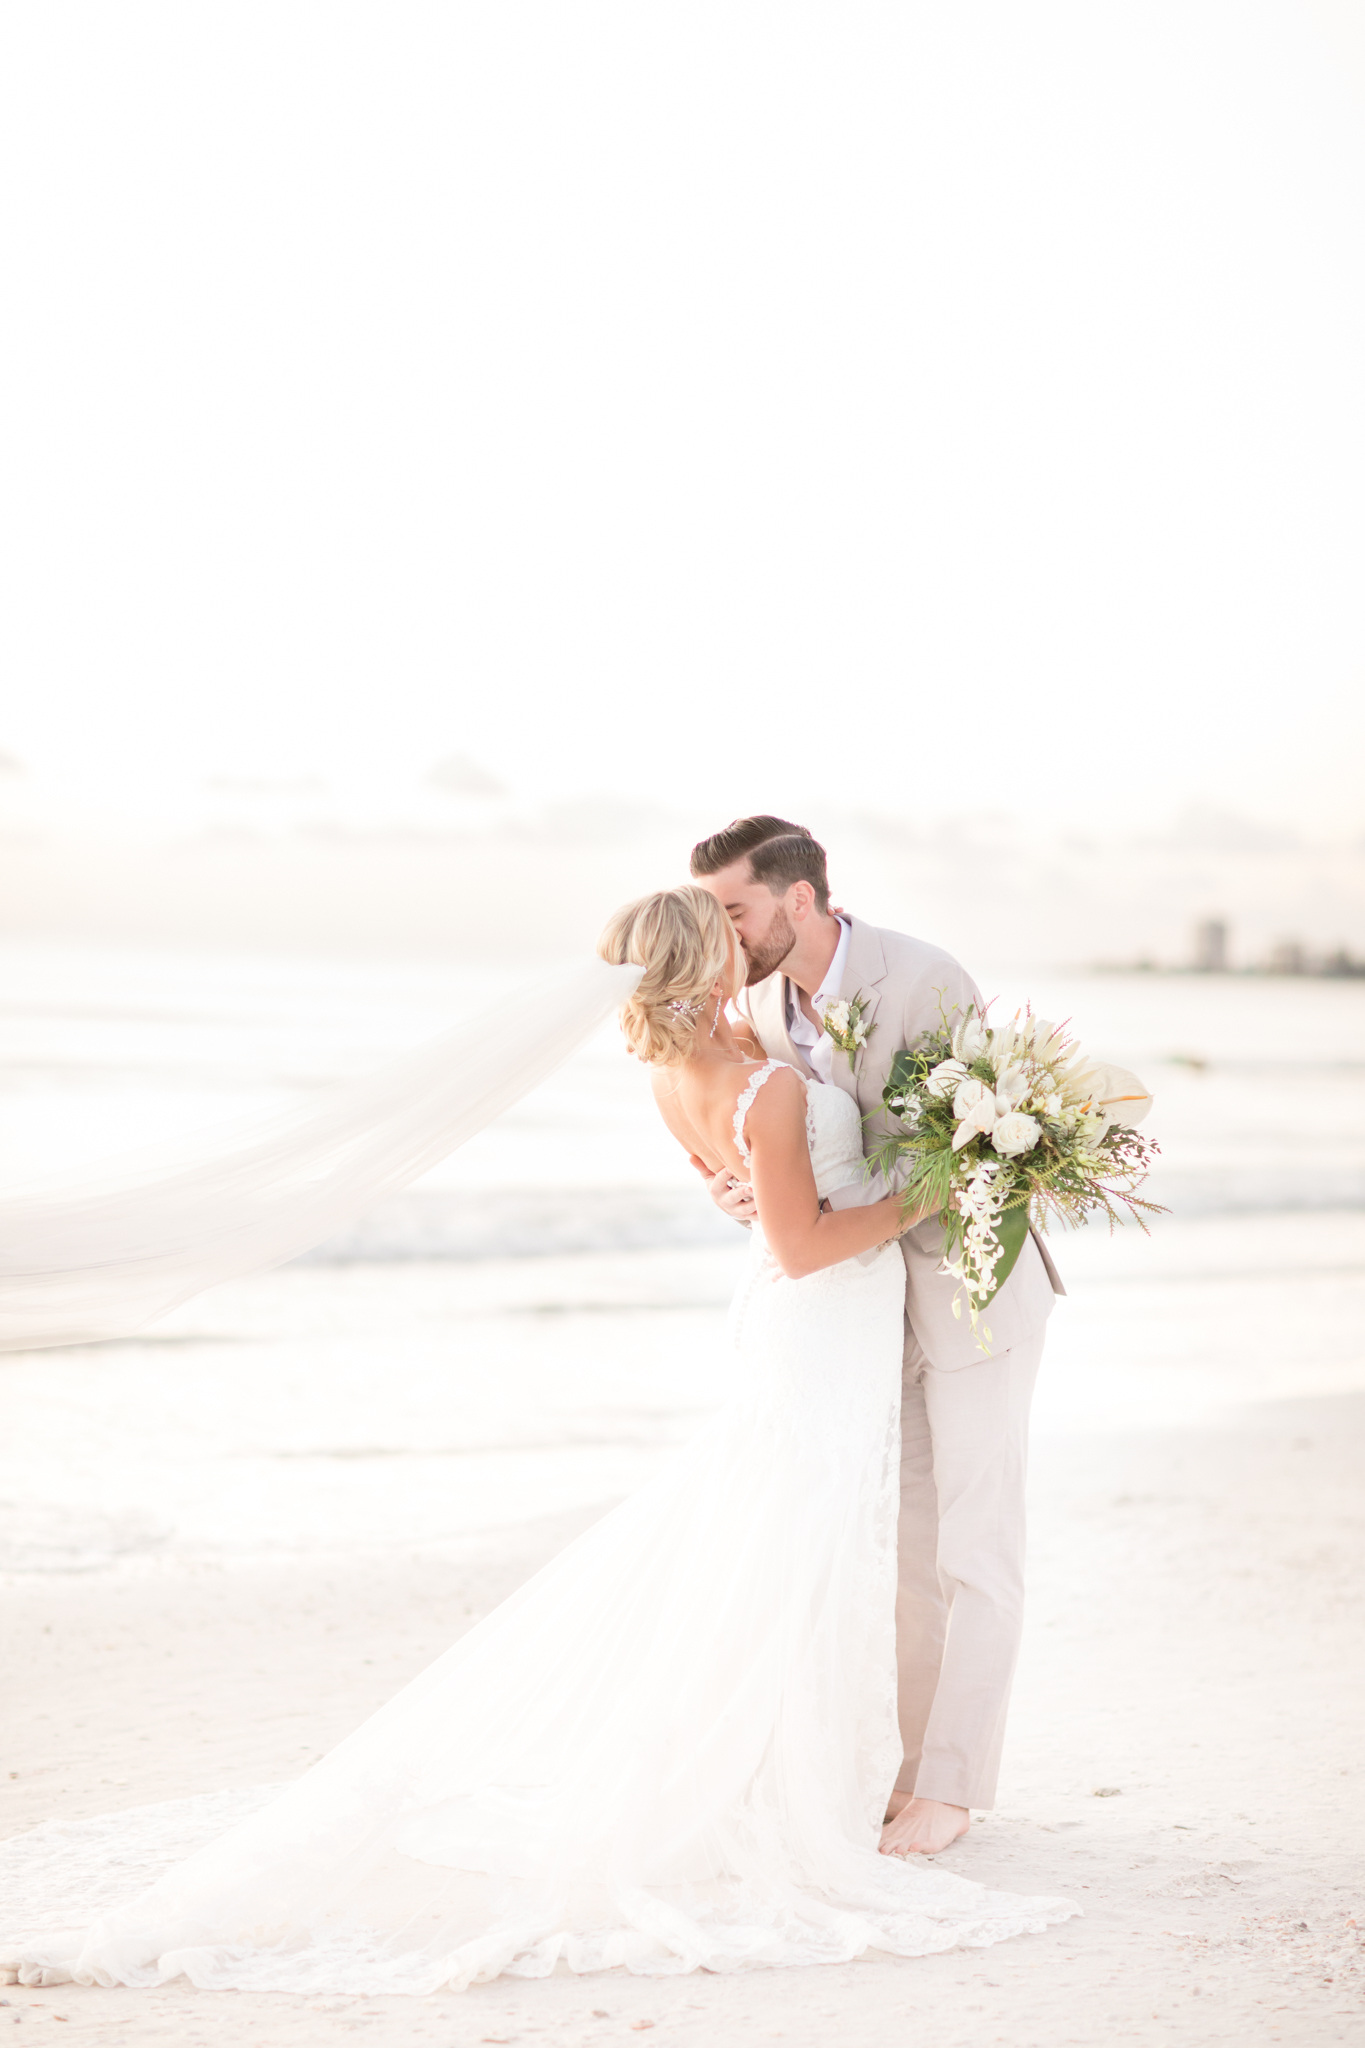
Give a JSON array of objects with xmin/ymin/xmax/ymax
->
[
  {"xmin": 827, "ymin": 916, "xmax": 888, "ymax": 1109},
  {"xmin": 739, "ymin": 971, "xmax": 815, "ymax": 1079}
]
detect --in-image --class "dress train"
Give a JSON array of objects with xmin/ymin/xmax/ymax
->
[{"xmin": 0, "ymin": 1065, "xmax": 1077, "ymax": 1992}]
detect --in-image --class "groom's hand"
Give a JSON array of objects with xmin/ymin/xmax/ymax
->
[{"xmin": 689, "ymin": 1155, "xmax": 757, "ymax": 1224}]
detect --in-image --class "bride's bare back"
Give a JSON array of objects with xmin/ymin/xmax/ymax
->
[
  {"xmin": 648, "ymin": 997, "xmax": 917, "ymax": 1281},
  {"xmin": 651, "ymin": 1047, "xmax": 773, "ymax": 1181}
]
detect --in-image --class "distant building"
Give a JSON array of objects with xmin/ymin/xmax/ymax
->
[
  {"xmin": 1193, "ymin": 918, "xmax": 1228, "ymax": 972},
  {"xmin": 1268, "ymin": 939, "xmax": 1306, "ymax": 976}
]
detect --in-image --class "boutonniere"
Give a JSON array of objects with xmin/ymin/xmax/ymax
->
[{"xmin": 820, "ymin": 991, "xmax": 874, "ymax": 1071}]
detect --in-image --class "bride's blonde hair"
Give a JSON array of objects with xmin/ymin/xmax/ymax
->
[{"xmin": 597, "ymin": 885, "xmax": 739, "ymax": 1067}]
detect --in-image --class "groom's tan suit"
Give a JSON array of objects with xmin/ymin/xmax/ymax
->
[{"xmin": 737, "ymin": 915, "xmax": 1063, "ymax": 1809}]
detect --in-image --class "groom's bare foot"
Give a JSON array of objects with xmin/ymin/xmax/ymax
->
[{"xmin": 879, "ymin": 1797, "xmax": 970, "ymax": 1857}]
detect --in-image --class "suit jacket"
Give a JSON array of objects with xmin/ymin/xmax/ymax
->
[{"xmin": 736, "ymin": 915, "xmax": 1063, "ymax": 1372}]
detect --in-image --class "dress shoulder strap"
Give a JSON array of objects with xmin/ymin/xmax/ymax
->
[{"xmin": 732, "ymin": 1059, "xmax": 803, "ymax": 1166}]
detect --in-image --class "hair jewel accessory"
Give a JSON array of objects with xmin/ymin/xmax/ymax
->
[{"xmin": 667, "ymin": 996, "xmax": 705, "ymax": 1020}]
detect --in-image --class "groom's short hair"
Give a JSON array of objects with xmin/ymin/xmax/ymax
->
[{"xmin": 690, "ymin": 815, "xmax": 830, "ymax": 913}]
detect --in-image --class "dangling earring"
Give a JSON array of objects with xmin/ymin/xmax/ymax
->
[{"xmin": 710, "ymin": 990, "xmax": 725, "ymax": 1039}]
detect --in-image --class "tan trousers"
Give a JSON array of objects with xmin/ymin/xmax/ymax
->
[{"xmin": 893, "ymin": 1330, "xmax": 1044, "ymax": 1811}]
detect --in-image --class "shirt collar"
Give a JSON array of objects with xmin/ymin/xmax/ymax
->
[{"xmin": 788, "ymin": 915, "xmax": 852, "ymax": 1026}]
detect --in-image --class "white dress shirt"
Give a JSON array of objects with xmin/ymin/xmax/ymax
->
[{"xmin": 785, "ymin": 916, "xmax": 851, "ymax": 1087}]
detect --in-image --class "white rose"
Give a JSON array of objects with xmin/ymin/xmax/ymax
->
[
  {"xmin": 825, "ymin": 1001, "xmax": 851, "ymax": 1031},
  {"xmin": 952, "ymin": 1076, "xmax": 998, "ymax": 1149},
  {"xmin": 924, "ymin": 1058, "xmax": 969, "ymax": 1099},
  {"xmin": 992, "ymin": 1111, "xmax": 1043, "ymax": 1156},
  {"xmin": 953, "ymin": 1075, "xmax": 994, "ymax": 1117}
]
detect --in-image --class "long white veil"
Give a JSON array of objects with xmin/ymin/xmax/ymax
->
[{"xmin": 0, "ymin": 957, "xmax": 641, "ymax": 1353}]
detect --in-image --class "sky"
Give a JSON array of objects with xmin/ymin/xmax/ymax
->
[{"xmin": 1, "ymin": 0, "xmax": 1363, "ymax": 846}]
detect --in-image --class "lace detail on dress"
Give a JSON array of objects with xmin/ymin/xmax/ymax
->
[
  {"xmin": 731, "ymin": 1059, "xmax": 784, "ymax": 1165},
  {"xmin": 732, "ymin": 1060, "xmax": 818, "ymax": 1167}
]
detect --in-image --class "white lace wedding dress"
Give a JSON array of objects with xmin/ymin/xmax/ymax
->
[{"xmin": 1, "ymin": 1062, "xmax": 1075, "ymax": 1993}]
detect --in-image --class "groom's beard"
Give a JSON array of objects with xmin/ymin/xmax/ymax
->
[{"xmin": 741, "ymin": 906, "xmax": 797, "ymax": 986}]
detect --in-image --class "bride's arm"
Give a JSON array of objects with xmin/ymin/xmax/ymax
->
[{"xmin": 743, "ymin": 1071, "xmax": 922, "ymax": 1278}]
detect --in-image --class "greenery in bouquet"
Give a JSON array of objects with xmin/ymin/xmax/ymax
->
[{"xmin": 869, "ymin": 998, "xmax": 1164, "ymax": 1340}]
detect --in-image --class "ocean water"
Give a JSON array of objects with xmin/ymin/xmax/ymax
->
[
  {"xmin": 3, "ymin": 941, "xmax": 1363, "ymax": 1241},
  {"xmin": 1, "ymin": 941, "xmax": 1362, "ymax": 1573}
]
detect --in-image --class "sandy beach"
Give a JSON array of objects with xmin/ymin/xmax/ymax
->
[
  {"xmin": 2, "ymin": 954, "xmax": 1364, "ymax": 2043},
  {"xmin": 3, "ymin": 1205, "xmax": 1364, "ymax": 2048}
]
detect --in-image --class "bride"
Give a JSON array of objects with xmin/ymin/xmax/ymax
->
[{"xmin": 2, "ymin": 887, "xmax": 1075, "ymax": 1994}]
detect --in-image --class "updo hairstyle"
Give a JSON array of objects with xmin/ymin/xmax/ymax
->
[{"xmin": 596, "ymin": 885, "xmax": 738, "ymax": 1067}]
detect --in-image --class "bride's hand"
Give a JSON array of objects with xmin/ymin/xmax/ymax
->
[{"xmin": 690, "ymin": 1154, "xmax": 756, "ymax": 1223}]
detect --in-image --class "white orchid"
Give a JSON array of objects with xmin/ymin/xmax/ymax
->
[
  {"xmin": 991, "ymin": 1061, "xmax": 1032, "ymax": 1112},
  {"xmin": 954, "ymin": 1156, "xmax": 1004, "ymax": 1222},
  {"xmin": 942, "ymin": 1160, "xmax": 1009, "ymax": 1295},
  {"xmin": 923, "ymin": 1058, "xmax": 969, "ymax": 1099},
  {"xmin": 951, "ymin": 1076, "xmax": 999, "ymax": 1149}
]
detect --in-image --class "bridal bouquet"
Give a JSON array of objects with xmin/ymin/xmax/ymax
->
[{"xmin": 870, "ymin": 1001, "xmax": 1162, "ymax": 1337}]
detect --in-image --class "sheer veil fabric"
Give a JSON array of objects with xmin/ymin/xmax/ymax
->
[
  {"xmin": 0, "ymin": 1002, "xmax": 1077, "ymax": 1993},
  {"xmin": 0, "ymin": 958, "xmax": 643, "ymax": 1353}
]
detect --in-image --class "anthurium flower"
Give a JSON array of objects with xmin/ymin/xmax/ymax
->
[{"xmin": 1078, "ymin": 1062, "xmax": 1153, "ymax": 1132}]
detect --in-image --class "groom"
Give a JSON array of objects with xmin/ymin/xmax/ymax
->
[{"xmin": 691, "ymin": 815, "xmax": 1063, "ymax": 1856}]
